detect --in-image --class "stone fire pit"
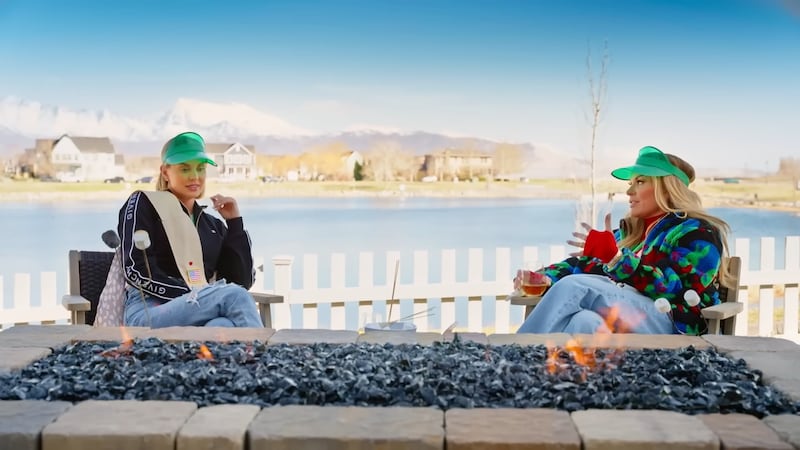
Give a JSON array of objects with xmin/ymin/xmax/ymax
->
[
  {"xmin": 0, "ymin": 326, "xmax": 799, "ymax": 450},
  {"xmin": 2, "ymin": 333, "xmax": 799, "ymax": 417}
]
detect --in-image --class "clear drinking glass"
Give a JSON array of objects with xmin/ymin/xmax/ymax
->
[{"xmin": 519, "ymin": 260, "xmax": 548, "ymax": 296}]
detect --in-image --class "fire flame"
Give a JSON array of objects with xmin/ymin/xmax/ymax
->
[
  {"xmin": 600, "ymin": 304, "xmax": 641, "ymax": 334},
  {"xmin": 545, "ymin": 340, "xmax": 560, "ymax": 374},
  {"xmin": 197, "ymin": 344, "xmax": 214, "ymax": 360},
  {"xmin": 544, "ymin": 305, "xmax": 641, "ymax": 381},
  {"xmin": 101, "ymin": 326, "xmax": 134, "ymax": 357},
  {"xmin": 99, "ymin": 327, "xmax": 216, "ymax": 361}
]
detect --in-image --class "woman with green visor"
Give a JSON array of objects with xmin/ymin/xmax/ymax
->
[
  {"xmin": 516, "ymin": 146, "xmax": 733, "ymax": 335},
  {"xmin": 116, "ymin": 131, "xmax": 263, "ymax": 328}
]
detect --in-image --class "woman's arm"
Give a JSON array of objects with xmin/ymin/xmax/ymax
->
[
  {"xmin": 118, "ymin": 191, "xmax": 190, "ymax": 300},
  {"xmin": 541, "ymin": 256, "xmax": 607, "ymax": 282},
  {"xmin": 544, "ymin": 218, "xmax": 624, "ymax": 282},
  {"xmin": 603, "ymin": 219, "xmax": 723, "ymax": 305},
  {"xmin": 215, "ymin": 217, "xmax": 255, "ymax": 290}
]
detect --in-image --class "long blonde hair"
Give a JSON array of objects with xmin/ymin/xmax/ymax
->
[
  {"xmin": 617, "ymin": 154, "xmax": 733, "ymax": 286},
  {"xmin": 154, "ymin": 138, "xmax": 205, "ymax": 197},
  {"xmin": 155, "ymin": 140, "xmax": 170, "ymax": 191}
]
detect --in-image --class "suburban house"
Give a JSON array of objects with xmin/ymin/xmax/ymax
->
[
  {"xmin": 50, "ymin": 135, "xmax": 124, "ymax": 182},
  {"xmin": 423, "ymin": 149, "xmax": 493, "ymax": 180},
  {"xmin": 2, "ymin": 157, "xmax": 16, "ymax": 176},
  {"xmin": 205, "ymin": 142, "xmax": 258, "ymax": 180}
]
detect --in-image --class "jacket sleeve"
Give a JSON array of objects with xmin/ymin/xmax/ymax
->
[
  {"xmin": 542, "ymin": 256, "xmax": 607, "ymax": 282},
  {"xmin": 602, "ymin": 221, "xmax": 723, "ymax": 305},
  {"xmin": 118, "ymin": 191, "xmax": 190, "ymax": 300},
  {"xmin": 541, "ymin": 227, "xmax": 624, "ymax": 282},
  {"xmin": 216, "ymin": 217, "xmax": 255, "ymax": 289}
]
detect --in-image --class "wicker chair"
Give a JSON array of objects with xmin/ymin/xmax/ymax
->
[
  {"xmin": 508, "ymin": 256, "xmax": 743, "ymax": 335},
  {"xmin": 61, "ymin": 250, "xmax": 283, "ymax": 328}
]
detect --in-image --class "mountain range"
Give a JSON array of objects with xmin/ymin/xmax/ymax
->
[
  {"xmin": 1, "ymin": 96, "xmax": 600, "ymax": 177},
  {"xmin": 0, "ymin": 96, "xmax": 759, "ymax": 178}
]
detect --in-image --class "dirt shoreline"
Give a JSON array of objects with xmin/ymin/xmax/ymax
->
[{"xmin": 1, "ymin": 187, "xmax": 798, "ymax": 213}]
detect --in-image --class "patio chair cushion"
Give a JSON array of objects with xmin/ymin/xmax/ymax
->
[{"xmin": 94, "ymin": 248, "xmax": 126, "ymax": 327}]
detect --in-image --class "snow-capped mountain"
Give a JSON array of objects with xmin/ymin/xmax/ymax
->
[
  {"xmin": 0, "ymin": 95, "xmax": 595, "ymax": 178},
  {"xmin": 154, "ymin": 98, "xmax": 310, "ymax": 139},
  {"xmin": 0, "ymin": 96, "xmax": 310, "ymax": 143}
]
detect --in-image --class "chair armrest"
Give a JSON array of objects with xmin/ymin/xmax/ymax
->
[
  {"xmin": 508, "ymin": 295, "xmax": 543, "ymax": 307},
  {"xmin": 250, "ymin": 292, "xmax": 283, "ymax": 329},
  {"xmin": 250, "ymin": 292, "xmax": 284, "ymax": 304},
  {"xmin": 702, "ymin": 302, "xmax": 743, "ymax": 320},
  {"xmin": 62, "ymin": 295, "xmax": 91, "ymax": 311}
]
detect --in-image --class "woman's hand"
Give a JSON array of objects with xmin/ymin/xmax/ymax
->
[
  {"xmin": 567, "ymin": 213, "xmax": 612, "ymax": 257},
  {"xmin": 210, "ymin": 194, "xmax": 241, "ymax": 220}
]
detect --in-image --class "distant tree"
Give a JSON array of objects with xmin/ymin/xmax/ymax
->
[
  {"xmin": 777, "ymin": 157, "xmax": 800, "ymax": 178},
  {"xmin": 272, "ymin": 154, "xmax": 300, "ymax": 178},
  {"xmin": 364, "ymin": 141, "xmax": 417, "ymax": 182},
  {"xmin": 586, "ymin": 40, "xmax": 610, "ymax": 227},
  {"xmin": 461, "ymin": 138, "xmax": 480, "ymax": 179},
  {"xmin": 493, "ymin": 143, "xmax": 523, "ymax": 178},
  {"xmin": 299, "ymin": 141, "xmax": 352, "ymax": 180},
  {"xmin": 353, "ymin": 160, "xmax": 364, "ymax": 181}
]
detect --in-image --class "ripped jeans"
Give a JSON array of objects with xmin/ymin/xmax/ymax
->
[{"xmin": 123, "ymin": 280, "xmax": 263, "ymax": 328}]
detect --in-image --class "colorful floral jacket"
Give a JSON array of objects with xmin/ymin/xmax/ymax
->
[{"xmin": 541, "ymin": 213, "xmax": 724, "ymax": 335}]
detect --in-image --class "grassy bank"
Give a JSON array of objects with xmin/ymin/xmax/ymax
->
[{"xmin": 1, "ymin": 177, "xmax": 799, "ymax": 211}]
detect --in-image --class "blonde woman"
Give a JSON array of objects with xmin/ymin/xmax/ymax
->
[
  {"xmin": 117, "ymin": 131, "xmax": 262, "ymax": 328},
  {"xmin": 517, "ymin": 146, "xmax": 732, "ymax": 335}
]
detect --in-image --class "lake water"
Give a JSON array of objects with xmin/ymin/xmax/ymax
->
[{"xmin": 2, "ymin": 196, "xmax": 799, "ymax": 311}]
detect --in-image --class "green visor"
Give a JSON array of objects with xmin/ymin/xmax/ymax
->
[
  {"xmin": 162, "ymin": 132, "xmax": 217, "ymax": 166},
  {"xmin": 611, "ymin": 146, "xmax": 689, "ymax": 186}
]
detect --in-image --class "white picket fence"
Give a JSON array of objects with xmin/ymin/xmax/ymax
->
[{"xmin": 2, "ymin": 236, "xmax": 799, "ymax": 342}]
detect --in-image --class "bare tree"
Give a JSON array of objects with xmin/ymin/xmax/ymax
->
[
  {"xmin": 462, "ymin": 138, "xmax": 479, "ymax": 179},
  {"xmin": 586, "ymin": 40, "xmax": 609, "ymax": 227},
  {"xmin": 493, "ymin": 143, "xmax": 523, "ymax": 179},
  {"xmin": 300, "ymin": 141, "xmax": 352, "ymax": 180},
  {"xmin": 364, "ymin": 141, "xmax": 417, "ymax": 182}
]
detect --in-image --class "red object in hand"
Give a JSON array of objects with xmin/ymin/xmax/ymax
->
[{"xmin": 583, "ymin": 230, "xmax": 619, "ymax": 263}]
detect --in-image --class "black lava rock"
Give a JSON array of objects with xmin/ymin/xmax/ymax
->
[{"xmin": 0, "ymin": 338, "xmax": 797, "ymax": 417}]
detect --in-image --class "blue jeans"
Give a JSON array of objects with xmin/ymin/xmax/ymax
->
[
  {"xmin": 124, "ymin": 280, "xmax": 263, "ymax": 328},
  {"xmin": 516, "ymin": 274, "xmax": 675, "ymax": 334}
]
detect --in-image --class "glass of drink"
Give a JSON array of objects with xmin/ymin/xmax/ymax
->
[{"xmin": 519, "ymin": 260, "xmax": 549, "ymax": 297}]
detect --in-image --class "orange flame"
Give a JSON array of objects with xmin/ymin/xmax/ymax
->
[
  {"xmin": 120, "ymin": 326, "xmax": 133, "ymax": 343},
  {"xmin": 543, "ymin": 305, "xmax": 645, "ymax": 381},
  {"xmin": 545, "ymin": 346, "xmax": 560, "ymax": 375},
  {"xmin": 101, "ymin": 326, "xmax": 134, "ymax": 357},
  {"xmin": 599, "ymin": 304, "xmax": 644, "ymax": 334},
  {"xmin": 565, "ymin": 338, "xmax": 596, "ymax": 368},
  {"xmin": 198, "ymin": 344, "xmax": 214, "ymax": 360}
]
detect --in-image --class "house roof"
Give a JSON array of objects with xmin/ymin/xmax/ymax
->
[
  {"xmin": 205, "ymin": 143, "xmax": 256, "ymax": 155},
  {"xmin": 59, "ymin": 136, "xmax": 116, "ymax": 153},
  {"xmin": 206, "ymin": 143, "xmax": 232, "ymax": 154}
]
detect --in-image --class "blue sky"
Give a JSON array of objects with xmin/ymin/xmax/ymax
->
[{"xmin": 1, "ymin": 0, "xmax": 798, "ymax": 169}]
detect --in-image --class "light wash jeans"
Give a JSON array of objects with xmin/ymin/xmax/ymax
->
[
  {"xmin": 124, "ymin": 280, "xmax": 263, "ymax": 328},
  {"xmin": 516, "ymin": 274, "xmax": 674, "ymax": 334}
]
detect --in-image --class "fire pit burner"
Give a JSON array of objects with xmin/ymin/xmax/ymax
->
[{"xmin": 0, "ymin": 338, "xmax": 797, "ymax": 417}]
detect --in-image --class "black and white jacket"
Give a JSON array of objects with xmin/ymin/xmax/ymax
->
[{"xmin": 117, "ymin": 191, "xmax": 255, "ymax": 300}]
